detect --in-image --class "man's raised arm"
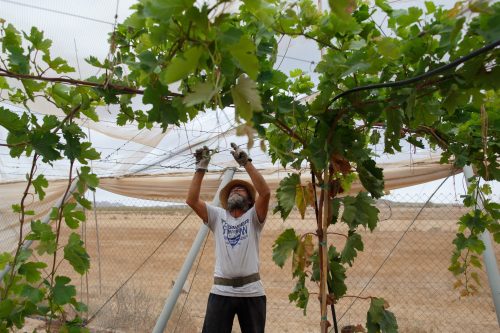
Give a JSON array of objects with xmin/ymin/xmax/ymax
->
[
  {"xmin": 231, "ymin": 143, "xmax": 271, "ymax": 222},
  {"xmin": 186, "ymin": 146, "xmax": 211, "ymax": 222}
]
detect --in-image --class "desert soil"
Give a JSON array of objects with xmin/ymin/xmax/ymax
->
[{"xmin": 24, "ymin": 202, "xmax": 500, "ymax": 333}]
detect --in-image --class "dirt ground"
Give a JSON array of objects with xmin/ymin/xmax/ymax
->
[{"xmin": 34, "ymin": 202, "xmax": 500, "ymax": 333}]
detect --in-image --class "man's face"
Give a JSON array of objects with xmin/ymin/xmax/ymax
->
[{"xmin": 227, "ymin": 186, "xmax": 251, "ymax": 211}]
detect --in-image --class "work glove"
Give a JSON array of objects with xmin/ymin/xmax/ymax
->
[
  {"xmin": 194, "ymin": 146, "xmax": 211, "ymax": 171},
  {"xmin": 230, "ymin": 142, "xmax": 252, "ymax": 167}
]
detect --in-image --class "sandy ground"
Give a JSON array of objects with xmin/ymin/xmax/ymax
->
[{"xmin": 14, "ymin": 202, "xmax": 500, "ymax": 332}]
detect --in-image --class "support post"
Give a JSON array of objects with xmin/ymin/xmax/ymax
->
[
  {"xmin": 463, "ymin": 165, "xmax": 500, "ymax": 325},
  {"xmin": 0, "ymin": 178, "xmax": 81, "ymax": 283},
  {"xmin": 152, "ymin": 168, "xmax": 236, "ymax": 333}
]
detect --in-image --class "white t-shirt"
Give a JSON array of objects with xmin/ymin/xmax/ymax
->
[{"xmin": 205, "ymin": 204, "xmax": 266, "ymax": 297}]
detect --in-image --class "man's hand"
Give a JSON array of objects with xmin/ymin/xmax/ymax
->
[
  {"xmin": 194, "ymin": 146, "xmax": 211, "ymax": 171},
  {"xmin": 230, "ymin": 142, "xmax": 252, "ymax": 167}
]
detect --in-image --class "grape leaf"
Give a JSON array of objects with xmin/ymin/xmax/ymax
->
[
  {"xmin": 23, "ymin": 26, "xmax": 51, "ymax": 52},
  {"xmin": 292, "ymin": 234, "xmax": 314, "ymax": 276},
  {"xmin": 72, "ymin": 193, "xmax": 92, "ymax": 210},
  {"xmin": 183, "ymin": 82, "xmax": 218, "ymax": 106},
  {"xmin": 327, "ymin": 247, "xmax": 347, "ymax": 299},
  {"xmin": 30, "ymin": 130, "xmax": 61, "ymax": 163},
  {"xmin": 42, "ymin": 54, "xmax": 74, "ymax": 73},
  {"xmin": 288, "ymin": 273, "xmax": 310, "ymax": 314},
  {"xmin": 18, "ymin": 261, "xmax": 47, "ymax": 283},
  {"xmin": 142, "ymin": 0, "xmax": 196, "ymax": 21},
  {"xmin": 377, "ymin": 38, "xmax": 401, "ymax": 59},
  {"xmin": 274, "ymin": 174, "xmax": 300, "ymax": 220},
  {"xmin": 272, "ymin": 228, "xmax": 299, "ymax": 268},
  {"xmin": 32, "ymin": 174, "xmax": 48, "ymax": 201},
  {"xmin": 0, "ymin": 252, "xmax": 12, "ymax": 270},
  {"xmin": 342, "ymin": 193, "xmax": 380, "ymax": 231},
  {"xmin": 357, "ymin": 159, "xmax": 385, "ymax": 199},
  {"xmin": 160, "ymin": 46, "xmax": 203, "ymax": 85},
  {"xmin": 77, "ymin": 166, "xmax": 99, "ymax": 192},
  {"xmin": 52, "ymin": 276, "xmax": 76, "ymax": 305},
  {"xmin": 425, "ymin": 1, "xmax": 436, "ymax": 14},
  {"xmin": 0, "ymin": 299, "xmax": 14, "ymax": 318},
  {"xmin": 64, "ymin": 233, "xmax": 90, "ymax": 275},
  {"xmin": 26, "ymin": 220, "xmax": 57, "ymax": 255},
  {"xmin": 0, "ymin": 76, "xmax": 9, "ymax": 89},
  {"xmin": 341, "ymin": 231, "xmax": 364, "ymax": 266},
  {"xmin": 21, "ymin": 285, "xmax": 44, "ymax": 303},
  {"xmin": 0, "ymin": 106, "xmax": 25, "ymax": 132},
  {"xmin": 231, "ymin": 75, "xmax": 263, "ymax": 121},
  {"xmin": 367, "ymin": 297, "xmax": 398, "ymax": 333},
  {"xmin": 384, "ymin": 109, "xmax": 403, "ymax": 154},
  {"xmin": 63, "ymin": 203, "xmax": 86, "ymax": 229},
  {"xmin": 229, "ymin": 36, "xmax": 259, "ymax": 80},
  {"xmin": 295, "ymin": 184, "xmax": 311, "ymax": 219}
]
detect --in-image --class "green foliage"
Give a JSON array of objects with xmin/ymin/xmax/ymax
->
[
  {"xmin": 18, "ymin": 262, "xmax": 47, "ymax": 283},
  {"xmin": 288, "ymin": 273, "xmax": 309, "ymax": 314},
  {"xmin": 52, "ymin": 276, "xmax": 76, "ymax": 306},
  {"xmin": 0, "ymin": 17, "xmax": 101, "ymax": 331},
  {"xmin": 366, "ymin": 298, "xmax": 398, "ymax": 333},
  {"xmin": 1, "ymin": 0, "xmax": 499, "ymax": 330},
  {"xmin": 231, "ymin": 76, "xmax": 263, "ymax": 121},
  {"xmin": 63, "ymin": 203, "xmax": 86, "ymax": 229},
  {"xmin": 272, "ymin": 228, "xmax": 299, "ymax": 268},
  {"xmin": 292, "ymin": 234, "xmax": 314, "ymax": 276},
  {"xmin": 64, "ymin": 233, "xmax": 90, "ymax": 275},
  {"xmin": 183, "ymin": 82, "xmax": 218, "ymax": 106},
  {"xmin": 326, "ymin": 246, "xmax": 347, "ymax": 300},
  {"xmin": 0, "ymin": 253, "xmax": 12, "ymax": 271},
  {"xmin": 311, "ymin": 246, "xmax": 347, "ymax": 300},
  {"xmin": 159, "ymin": 46, "xmax": 203, "ymax": 85},
  {"xmin": 32, "ymin": 175, "xmax": 49, "ymax": 201},
  {"xmin": 27, "ymin": 220, "xmax": 57, "ymax": 255},
  {"xmin": 295, "ymin": 184, "xmax": 312, "ymax": 219},
  {"xmin": 341, "ymin": 193, "xmax": 380, "ymax": 231},
  {"xmin": 77, "ymin": 166, "xmax": 99, "ymax": 192},
  {"xmin": 357, "ymin": 159, "xmax": 385, "ymax": 199},
  {"xmin": 0, "ymin": 106, "xmax": 26, "ymax": 133},
  {"xmin": 229, "ymin": 36, "xmax": 260, "ymax": 80},
  {"xmin": 341, "ymin": 231, "xmax": 364, "ymax": 266},
  {"xmin": 288, "ymin": 69, "xmax": 314, "ymax": 95},
  {"xmin": 274, "ymin": 173, "xmax": 301, "ymax": 220},
  {"xmin": 449, "ymin": 176, "xmax": 499, "ymax": 296}
]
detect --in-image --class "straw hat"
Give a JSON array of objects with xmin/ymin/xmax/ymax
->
[{"xmin": 219, "ymin": 179, "xmax": 256, "ymax": 209}]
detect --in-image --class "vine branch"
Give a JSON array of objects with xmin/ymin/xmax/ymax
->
[
  {"xmin": 327, "ymin": 39, "xmax": 500, "ymax": 105},
  {"xmin": 273, "ymin": 117, "xmax": 307, "ymax": 146},
  {"xmin": 0, "ymin": 68, "xmax": 182, "ymax": 97},
  {"xmin": 327, "ymin": 232, "xmax": 348, "ymax": 239},
  {"xmin": 1, "ymin": 153, "xmax": 39, "ymax": 299}
]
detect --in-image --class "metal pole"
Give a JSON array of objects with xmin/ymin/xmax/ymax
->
[
  {"xmin": 152, "ymin": 168, "xmax": 236, "ymax": 333},
  {"xmin": 92, "ymin": 190, "xmax": 103, "ymax": 295},
  {"xmin": 463, "ymin": 165, "xmax": 500, "ymax": 325},
  {"xmin": 0, "ymin": 177, "xmax": 81, "ymax": 282}
]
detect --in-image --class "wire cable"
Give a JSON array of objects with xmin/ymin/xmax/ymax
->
[
  {"xmin": 276, "ymin": 37, "xmax": 292, "ymax": 70},
  {"xmin": 0, "ymin": 0, "xmax": 115, "ymax": 26},
  {"xmin": 85, "ymin": 209, "xmax": 194, "ymax": 325},
  {"xmin": 277, "ymin": 54, "xmax": 317, "ymax": 65},
  {"xmin": 330, "ymin": 39, "xmax": 500, "ymax": 104}
]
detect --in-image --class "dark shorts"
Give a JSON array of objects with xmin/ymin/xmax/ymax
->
[{"xmin": 202, "ymin": 293, "xmax": 266, "ymax": 333}]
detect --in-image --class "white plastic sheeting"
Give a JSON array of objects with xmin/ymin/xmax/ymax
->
[
  {"xmin": 0, "ymin": 157, "xmax": 459, "ymax": 252},
  {"xmin": 0, "ymin": 0, "xmax": 471, "ymax": 254}
]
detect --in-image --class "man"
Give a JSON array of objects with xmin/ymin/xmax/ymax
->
[{"xmin": 186, "ymin": 143, "xmax": 271, "ymax": 333}]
